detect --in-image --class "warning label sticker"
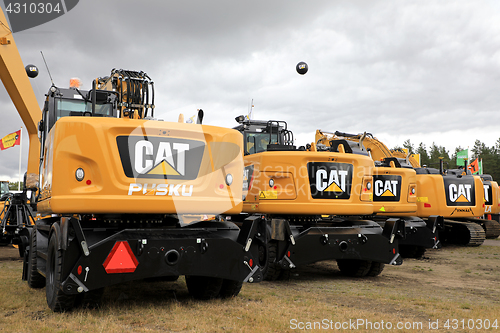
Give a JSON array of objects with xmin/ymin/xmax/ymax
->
[{"xmin": 259, "ymin": 191, "xmax": 278, "ymax": 200}]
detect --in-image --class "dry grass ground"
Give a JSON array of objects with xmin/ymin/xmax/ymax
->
[{"xmin": 1, "ymin": 240, "xmax": 499, "ymax": 333}]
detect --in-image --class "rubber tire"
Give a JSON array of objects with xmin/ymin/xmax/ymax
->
[
  {"xmin": 185, "ymin": 276, "xmax": 224, "ymax": 300},
  {"xmin": 27, "ymin": 227, "xmax": 45, "ymax": 288},
  {"xmin": 75, "ymin": 288, "xmax": 104, "ymax": 309},
  {"xmin": 162, "ymin": 275, "xmax": 180, "ymax": 282},
  {"xmin": 337, "ymin": 259, "xmax": 372, "ymax": 277},
  {"xmin": 366, "ymin": 262, "xmax": 385, "ymax": 277},
  {"xmin": 46, "ymin": 234, "xmax": 77, "ymax": 312},
  {"xmin": 18, "ymin": 237, "xmax": 27, "ymax": 258},
  {"xmin": 413, "ymin": 247, "xmax": 426, "ymax": 259},
  {"xmin": 218, "ymin": 279, "xmax": 243, "ymax": 299},
  {"xmin": 399, "ymin": 245, "xmax": 426, "ymax": 259},
  {"xmin": 277, "ymin": 268, "xmax": 291, "ymax": 281},
  {"xmin": 264, "ymin": 241, "xmax": 287, "ymax": 281},
  {"xmin": 144, "ymin": 275, "xmax": 179, "ymax": 282}
]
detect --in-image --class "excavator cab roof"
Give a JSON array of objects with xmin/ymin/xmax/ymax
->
[
  {"xmin": 480, "ymin": 174, "xmax": 493, "ymax": 181},
  {"xmin": 233, "ymin": 116, "xmax": 296, "ymax": 155}
]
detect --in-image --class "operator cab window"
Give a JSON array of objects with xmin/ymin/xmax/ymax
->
[
  {"xmin": 56, "ymin": 99, "xmax": 86, "ymax": 119},
  {"xmin": 56, "ymin": 99, "xmax": 113, "ymax": 120},
  {"xmin": 245, "ymin": 132, "xmax": 279, "ymax": 155},
  {"xmin": 90, "ymin": 103, "xmax": 113, "ymax": 117},
  {"xmin": 0, "ymin": 182, "xmax": 9, "ymax": 196}
]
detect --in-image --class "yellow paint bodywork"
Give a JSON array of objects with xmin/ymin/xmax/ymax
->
[
  {"xmin": 317, "ymin": 130, "xmax": 488, "ymax": 219},
  {"xmin": 36, "ymin": 117, "xmax": 243, "ymax": 215},
  {"xmin": 373, "ymin": 166, "xmax": 418, "ymax": 214},
  {"xmin": 316, "ymin": 130, "xmax": 417, "ymax": 215},
  {"xmin": 410, "ymin": 174, "xmax": 484, "ymax": 218},
  {"xmin": 484, "ymin": 180, "xmax": 500, "ymax": 215},
  {"xmin": 242, "ymin": 150, "xmax": 375, "ymax": 215}
]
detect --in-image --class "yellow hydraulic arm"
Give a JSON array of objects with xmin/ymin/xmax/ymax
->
[
  {"xmin": 315, "ymin": 130, "xmax": 393, "ymax": 161},
  {"xmin": 0, "ymin": 9, "xmax": 41, "ymax": 177}
]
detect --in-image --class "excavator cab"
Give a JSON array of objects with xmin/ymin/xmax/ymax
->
[
  {"xmin": 41, "ymin": 87, "xmax": 117, "ymax": 133},
  {"xmin": 235, "ymin": 117, "xmax": 295, "ymax": 155}
]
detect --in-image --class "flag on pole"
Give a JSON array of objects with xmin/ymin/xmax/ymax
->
[
  {"xmin": 468, "ymin": 158, "xmax": 479, "ymax": 174},
  {"xmin": 479, "ymin": 158, "xmax": 483, "ymax": 175},
  {"xmin": 456, "ymin": 149, "xmax": 468, "ymax": 167},
  {"xmin": 0, "ymin": 130, "xmax": 21, "ymax": 150}
]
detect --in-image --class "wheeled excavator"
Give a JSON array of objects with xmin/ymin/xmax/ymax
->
[
  {"xmin": 228, "ymin": 116, "xmax": 404, "ymax": 280},
  {"xmin": 0, "ymin": 9, "xmax": 264, "ymax": 312},
  {"xmin": 315, "ymin": 130, "xmax": 442, "ymax": 258}
]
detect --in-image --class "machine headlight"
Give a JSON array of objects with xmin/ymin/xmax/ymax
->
[
  {"xmin": 225, "ymin": 173, "xmax": 233, "ymax": 186},
  {"xmin": 75, "ymin": 168, "xmax": 85, "ymax": 182}
]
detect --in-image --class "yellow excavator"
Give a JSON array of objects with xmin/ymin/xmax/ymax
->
[
  {"xmin": 479, "ymin": 174, "xmax": 500, "ymax": 221},
  {"xmin": 329, "ymin": 130, "xmax": 499, "ymax": 246},
  {"xmin": 315, "ymin": 130, "xmax": 441, "ymax": 258},
  {"xmin": 0, "ymin": 9, "xmax": 264, "ymax": 312},
  {"xmin": 390, "ymin": 149, "xmax": 500, "ymax": 243},
  {"xmin": 229, "ymin": 117, "xmax": 403, "ymax": 280}
]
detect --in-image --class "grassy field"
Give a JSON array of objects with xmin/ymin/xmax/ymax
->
[{"xmin": 1, "ymin": 240, "xmax": 500, "ymax": 332}]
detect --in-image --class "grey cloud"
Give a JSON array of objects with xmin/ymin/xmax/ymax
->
[{"xmin": 1, "ymin": 0, "xmax": 500, "ymax": 178}]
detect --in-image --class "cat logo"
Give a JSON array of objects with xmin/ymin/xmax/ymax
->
[
  {"xmin": 373, "ymin": 175, "xmax": 401, "ymax": 202},
  {"xmin": 449, "ymin": 184, "xmax": 472, "ymax": 202},
  {"xmin": 308, "ymin": 162, "xmax": 353, "ymax": 199},
  {"xmin": 443, "ymin": 176, "xmax": 476, "ymax": 206},
  {"xmin": 483, "ymin": 183, "xmax": 493, "ymax": 206},
  {"xmin": 117, "ymin": 136, "xmax": 205, "ymax": 179}
]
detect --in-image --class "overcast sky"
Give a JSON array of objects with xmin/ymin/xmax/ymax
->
[{"xmin": 1, "ymin": 0, "xmax": 500, "ymax": 181}]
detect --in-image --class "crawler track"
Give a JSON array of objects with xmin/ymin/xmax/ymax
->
[
  {"xmin": 440, "ymin": 219, "xmax": 485, "ymax": 247},
  {"xmin": 456, "ymin": 218, "xmax": 500, "ymax": 239},
  {"xmin": 476, "ymin": 219, "xmax": 500, "ymax": 239}
]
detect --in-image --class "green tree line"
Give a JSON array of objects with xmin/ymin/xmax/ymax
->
[
  {"xmin": 8, "ymin": 182, "xmax": 23, "ymax": 191},
  {"xmin": 395, "ymin": 139, "xmax": 500, "ymax": 181}
]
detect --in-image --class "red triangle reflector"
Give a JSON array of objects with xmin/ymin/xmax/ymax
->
[{"xmin": 103, "ymin": 241, "xmax": 139, "ymax": 274}]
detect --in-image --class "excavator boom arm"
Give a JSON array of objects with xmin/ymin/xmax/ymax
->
[{"xmin": 0, "ymin": 10, "xmax": 41, "ymax": 176}]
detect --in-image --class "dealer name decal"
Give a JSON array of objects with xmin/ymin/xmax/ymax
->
[{"xmin": 128, "ymin": 183, "xmax": 193, "ymax": 196}]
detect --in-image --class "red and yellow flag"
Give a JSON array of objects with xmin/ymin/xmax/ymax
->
[{"xmin": 0, "ymin": 130, "xmax": 21, "ymax": 150}]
